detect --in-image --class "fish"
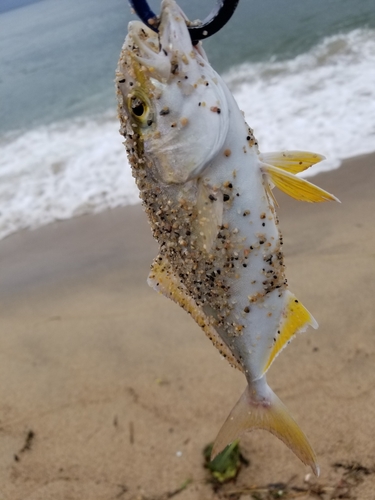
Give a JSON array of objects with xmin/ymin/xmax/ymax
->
[{"xmin": 116, "ymin": 0, "xmax": 339, "ymax": 476}]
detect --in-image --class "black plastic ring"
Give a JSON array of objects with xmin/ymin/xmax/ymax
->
[{"xmin": 129, "ymin": 0, "xmax": 240, "ymax": 44}]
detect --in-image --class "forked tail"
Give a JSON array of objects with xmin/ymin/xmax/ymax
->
[{"xmin": 212, "ymin": 382, "xmax": 319, "ymax": 476}]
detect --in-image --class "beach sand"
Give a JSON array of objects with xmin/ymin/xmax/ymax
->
[{"xmin": 0, "ymin": 153, "xmax": 375, "ymax": 499}]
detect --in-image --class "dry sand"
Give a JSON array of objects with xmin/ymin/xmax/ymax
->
[{"xmin": 0, "ymin": 153, "xmax": 375, "ymax": 499}]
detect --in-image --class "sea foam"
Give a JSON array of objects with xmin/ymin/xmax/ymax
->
[
  {"xmin": 0, "ymin": 115, "xmax": 138, "ymax": 240},
  {"xmin": 226, "ymin": 28, "xmax": 375, "ymax": 174},
  {"xmin": 1, "ymin": 28, "xmax": 374, "ymax": 240}
]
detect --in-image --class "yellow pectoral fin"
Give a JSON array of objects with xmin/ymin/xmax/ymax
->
[
  {"xmin": 148, "ymin": 255, "xmax": 243, "ymax": 372},
  {"xmin": 264, "ymin": 178, "xmax": 279, "ymax": 207},
  {"xmin": 262, "ymin": 164, "xmax": 340, "ymax": 203},
  {"xmin": 264, "ymin": 294, "xmax": 318, "ymax": 374},
  {"xmin": 261, "ymin": 151, "xmax": 325, "ymax": 175}
]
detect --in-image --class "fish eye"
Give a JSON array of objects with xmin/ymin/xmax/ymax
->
[
  {"xmin": 131, "ymin": 96, "xmax": 145, "ymax": 117},
  {"xmin": 128, "ymin": 93, "xmax": 153, "ymax": 128}
]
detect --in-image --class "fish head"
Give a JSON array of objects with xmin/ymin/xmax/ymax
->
[{"xmin": 116, "ymin": 0, "xmax": 229, "ymax": 184}]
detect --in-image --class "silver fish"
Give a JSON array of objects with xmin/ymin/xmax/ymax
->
[{"xmin": 116, "ymin": 0, "xmax": 338, "ymax": 475}]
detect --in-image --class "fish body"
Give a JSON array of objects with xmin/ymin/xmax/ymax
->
[{"xmin": 116, "ymin": 0, "xmax": 338, "ymax": 476}]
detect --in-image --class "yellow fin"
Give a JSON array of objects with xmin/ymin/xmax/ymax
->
[
  {"xmin": 148, "ymin": 255, "xmax": 243, "ymax": 372},
  {"xmin": 261, "ymin": 151, "xmax": 325, "ymax": 174},
  {"xmin": 191, "ymin": 181, "xmax": 223, "ymax": 252},
  {"xmin": 262, "ymin": 163, "xmax": 340, "ymax": 203},
  {"xmin": 212, "ymin": 383, "xmax": 319, "ymax": 476},
  {"xmin": 264, "ymin": 178, "xmax": 279, "ymax": 207},
  {"xmin": 264, "ymin": 294, "xmax": 318, "ymax": 374}
]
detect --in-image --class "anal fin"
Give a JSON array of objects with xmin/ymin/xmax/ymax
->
[
  {"xmin": 263, "ymin": 292, "xmax": 318, "ymax": 374},
  {"xmin": 148, "ymin": 255, "xmax": 243, "ymax": 372}
]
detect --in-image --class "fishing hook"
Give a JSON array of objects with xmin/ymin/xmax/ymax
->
[{"xmin": 128, "ymin": 0, "xmax": 240, "ymax": 44}]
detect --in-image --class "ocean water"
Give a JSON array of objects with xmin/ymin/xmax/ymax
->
[{"xmin": 1, "ymin": 0, "xmax": 375, "ymax": 240}]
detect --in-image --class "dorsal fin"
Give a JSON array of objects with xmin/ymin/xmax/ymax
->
[{"xmin": 148, "ymin": 255, "xmax": 243, "ymax": 372}]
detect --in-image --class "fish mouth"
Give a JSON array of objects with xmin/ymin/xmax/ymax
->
[{"xmin": 127, "ymin": 0, "xmax": 200, "ymax": 82}]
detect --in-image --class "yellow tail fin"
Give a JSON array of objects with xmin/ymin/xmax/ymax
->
[{"xmin": 212, "ymin": 383, "xmax": 319, "ymax": 476}]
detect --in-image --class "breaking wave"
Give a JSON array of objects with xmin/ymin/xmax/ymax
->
[
  {"xmin": 1, "ymin": 28, "xmax": 374, "ymax": 240},
  {"xmin": 0, "ymin": 114, "xmax": 138, "ymax": 240},
  {"xmin": 226, "ymin": 28, "xmax": 375, "ymax": 174}
]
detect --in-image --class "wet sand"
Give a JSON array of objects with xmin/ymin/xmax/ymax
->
[{"xmin": 1, "ymin": 153, "xmax": 375, "ymax": 499}]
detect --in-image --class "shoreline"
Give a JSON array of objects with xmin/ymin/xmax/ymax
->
[
  {"xmin": 1, "ymin": 150, "xmax": 374, "ymax": 299},
  {"xmin": 0, "ymin": 146, "xmax": 375, "ymax": 248},
  {"xmin": 1, "ymin": 151, "xmax": 375, "ymax": 499}
]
